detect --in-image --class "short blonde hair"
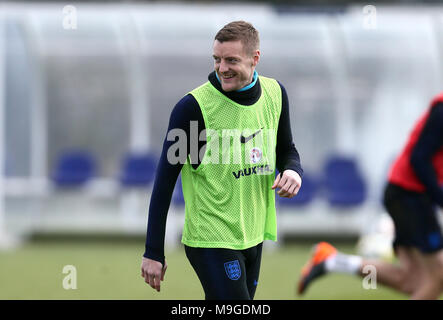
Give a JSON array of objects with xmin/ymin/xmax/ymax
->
[{"xmin": 214, "ymin": 21, "xmax": 260, "ymax": 55}]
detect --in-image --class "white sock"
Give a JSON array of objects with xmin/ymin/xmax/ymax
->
[{"xmin": 324, "ymin": 253, "xmax": 362, "ymax": 275}]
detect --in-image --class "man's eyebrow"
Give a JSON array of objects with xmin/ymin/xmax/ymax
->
[{"xmin": 212, "ymin": 55, "xmax": 240, "ymax": 60}]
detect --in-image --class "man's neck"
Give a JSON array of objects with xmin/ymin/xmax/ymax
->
[
  {"xmin": 208, "ymin": 71, "xmax": 261, "ymax": 106},
  {"xmin": 214, "ymin": 70, "xmax": 258, "ymax": 92}
]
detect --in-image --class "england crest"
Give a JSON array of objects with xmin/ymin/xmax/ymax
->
[{"xmin": 224, "ymin": 260, "xmax": 241, "ymax": 280}]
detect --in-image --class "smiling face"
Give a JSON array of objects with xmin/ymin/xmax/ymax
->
[{"xmin": 213, "ymin": 40, "xmax": 260, "ymax": 92}]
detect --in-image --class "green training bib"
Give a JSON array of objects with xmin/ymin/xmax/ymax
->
[{"xmin": 181, "ymin": 76, "xmax": 282, "ymax": 249}]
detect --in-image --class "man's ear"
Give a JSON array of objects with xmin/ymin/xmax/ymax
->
[{"xmin": 252, "ymin": 50, "xmax": 260, "ymax": 67}]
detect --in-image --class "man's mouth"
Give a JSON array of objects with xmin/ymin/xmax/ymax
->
[{"xmin": 221, "ymin": 74, "xmax": 236, "ymax": 80}]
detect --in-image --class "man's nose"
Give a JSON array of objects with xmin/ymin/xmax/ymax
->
[{"xmin": 219, "ymin": 60, "xmax": 229, "ymax": 73}]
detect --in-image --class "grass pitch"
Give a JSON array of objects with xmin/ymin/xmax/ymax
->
[{"xmin": 0, "ymin": 239, "xmax": 408, "ymax": 300}]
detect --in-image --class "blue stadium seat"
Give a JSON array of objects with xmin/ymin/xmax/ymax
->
[
  {"xmin": 52, "ymin": 150, "xmax": 97, "ymax": 187},
  {"xmin": 172, "ymin": 176, "xmax": 185, "ymax": 206},
  {"xmin": 323, "ymin": 155, "xmax": 367, "ymax": 207},
  {"xmin": 276, "ymin": 171, "xmax": 317, "ymax": 207},
  {"xmin": 119, "ymin": 152, "xmax": 157, "ymax": 187}
]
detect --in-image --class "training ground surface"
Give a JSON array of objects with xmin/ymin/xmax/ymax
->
[{"xmin": 0, "ymin": 240, "xmax": 419, "ymax": 300}]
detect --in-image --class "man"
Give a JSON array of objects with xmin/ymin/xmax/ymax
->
[
  {"xmin": 298, "ymin": 93, "xmax": 443, "ymax": 299},
  {"xmin": 140, "ymin": 21, "xmax": 303, "ymax": 300}
]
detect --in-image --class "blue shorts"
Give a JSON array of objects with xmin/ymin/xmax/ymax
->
[
  {"xmin": 184, "ymin": 242, "xmax": 263, "ymax": 300},
  {"xmin": 383, "ymin": 183, "xmax": 443, "ymax": 254}
]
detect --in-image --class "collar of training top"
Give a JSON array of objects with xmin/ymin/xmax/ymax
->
[{"xmin": 208, "ymin": 71, "xmax": 262, "ymax": 106}]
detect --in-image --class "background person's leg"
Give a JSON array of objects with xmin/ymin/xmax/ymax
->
[
  {"xmin": 359, "ymin": 247, "xmax": 425, "ymax": 295},
  {"xmin": 410, "ymin": 250, "xmax": 443, "ymax": 299}
]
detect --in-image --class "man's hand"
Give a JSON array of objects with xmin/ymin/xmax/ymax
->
[
  {"xmin": 272, "ymin": 170, "xmax": 302, "ymax": 198},
  {"xmin": 141, "ymin": 257, "xmax": 167, "ymax": 292}
]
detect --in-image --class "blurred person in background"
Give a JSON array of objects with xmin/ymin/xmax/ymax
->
[
  {"xmin": 298, "ymin": 93, "xmax": 443, "ymax": 300},
  {"xmin": 140, "ymin": 21, "xmax": 303, "ymax": 299}
]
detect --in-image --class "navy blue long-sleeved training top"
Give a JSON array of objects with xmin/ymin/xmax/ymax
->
[{"xmin": 144, "ymin": 72, "xmax": 303, "ymax": 265}]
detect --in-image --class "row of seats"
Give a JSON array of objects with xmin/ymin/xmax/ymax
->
[
  {"xmin": 276, "ymin": 156, "xmax": 367, "ymax": 207},
  {"xmin": 53, "ymin": 150, "xmax": 157, "ymax": 187},
  {"xmin": 52, "ymin": 150, "xmax": 367, "ymax": 207}
]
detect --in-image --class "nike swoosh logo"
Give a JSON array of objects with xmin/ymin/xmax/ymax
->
[{"xmin": 240, "ymin": 128, "xmax": 263, "ymax": 144}]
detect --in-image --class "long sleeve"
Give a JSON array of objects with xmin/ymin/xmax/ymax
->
[
  {"xmin": 410, "ymin": 103, "xmax": 443, "ymax": 207},
  {"xmin": 143, "ymin": 94, "xmax": 204, "ymax": 264},
  {"xmin": 275, "ymin": 82, "xmax": 303, "ymax": 178}
]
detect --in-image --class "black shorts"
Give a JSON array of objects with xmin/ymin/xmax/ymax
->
[
  {"xmin": 383, "ymin": 183, "xmax": 443, "ymax": 254},
  {"xmin": 184, "ymin": 242, "xmax": 263, "ymax": 300}
]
